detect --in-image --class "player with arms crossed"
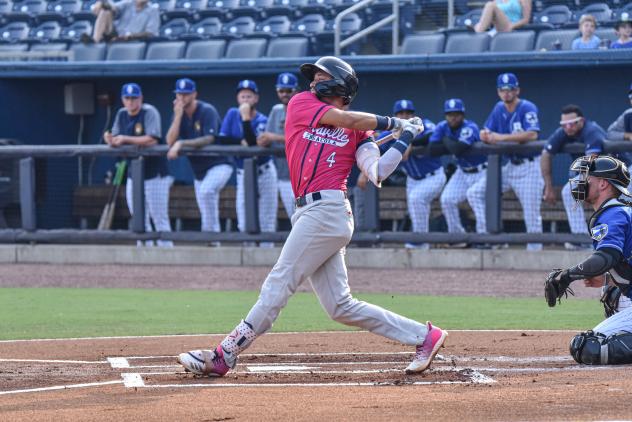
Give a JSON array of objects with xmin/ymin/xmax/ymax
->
[
  {"xmin": 544, "ymin": 155, "xmax": 632, "ymax": 365},
  {"xmin": 177, "ymin": 56, "xmax": 448, "ymax": 376}
]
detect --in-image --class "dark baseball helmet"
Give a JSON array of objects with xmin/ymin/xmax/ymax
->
[
  {"xmin": 569, "ymin": 155, "xmax": 631, "ymax": 201},
  {"xmin": 299, "ymin": 56, "xmax": 358, "ymax": 105}
]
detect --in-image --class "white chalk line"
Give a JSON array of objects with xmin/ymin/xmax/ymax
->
[
  {"xmin": 0, "ymin": 358, "xmax": 107, "ymax": 364},
  {"xmin": 107, "ymin": 357, "xmax": 130, "ymax": 368},
  {"xmin": 0, "ymin": 380, "xmax": 122, "ymax": 395}
]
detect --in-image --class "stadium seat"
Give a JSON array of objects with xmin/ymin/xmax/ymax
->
[
  {"xmin": 594, "ymin": 27, "xmax": 618, "ymax": 47},
  {"xmin": 59, "ymin": 19, "xmax": 91, "ymax": 42},
  {"xmin": 612, "ymin": 3, "xmax": 632, "ymax": 21},
  {"xmin": 163, "ymin": 0, "xmax": 208, "ymax": 21},
  {"xmin": 400, "ymin": 33, "xmax": 445, "ymax": 54},
  {"xmin": 145, "ymin": 40, "xmax": 185, "ymax": 59},
  {"xmin": 29, "ymin": 41, "xmax": 66, "ymax": 50},
  {"xmin": 253, "ymin": 14, "xmax": 291, "ymax": 37},
  {"xmin": 27, "ymin": 20, "xmax": 61, "ymax": 42},
  {"xmin": 232, "ymin": 0, "xmax": 275, "ymax": 19},
  {"xmin": 534, "ymin": 29, "xmax": 579, "ymax": 50},
  {"xmin": 288, "ymin": 13, "xmax": 325, "ymax": 35},
  {"xmin": 185, "ymin": 38, "xmax": 226, "ymax": 59},
  {"xmin": 221, "ymin": 16, "xmax": 256, "ymax": 38},
  {"xmin": 72, "ymin": 0, "xmax": 97, "ymax": 21},
  {"xmin": 199, "ymin": 0, "xmax": 239, "ymax": 20},
  {"xmin": 490, "ymin": 30, "xmax": 536, "ymax": 52},
  {"xmin": 155, "ymin": 0, "xmax": 176, "ymax": 20},
  {"xmin": 313, "ymin": 12, "xmax": 363, "ymax": 55},
  {"xmin": 159, "ymin": 18, "xmax": 189, "ymax": 40},
  {"xmin": 366, "ymin": 0, "xmax": 416, "ymax": 35},
  {"xmin": 570, "ymin": 3, "xmax": 613, "ymax": 26},
  {"xmin": 0, "ymin": 21, "xmax": 31, "ymax": 43},
  {"xmin": 533, "ymin": 5, "xmax": 572, "ymax": 28},
  {"xmin": 453, "ymin": 8, "xmax": 482, "ymax": 29},
  {"xmin": 0, "ymin": 42, "xmax": 28, "ymax": 52},
  {"xmin": 183, "ymin": 16, "xmax": 222, "ymax": 40},
  {"xmin": 224, "ymin": 37, "xmax": 267, "ymax": 58},
  {"xmin": 38, "ymin": 0, "xmax": 81, "ymax": 23},
  {"xmin": 106, "ymin": 41, "xmax": 146, "ymax": 60},
  {"xmin": 301, "ymin": 0, "xmax": 341, "ymax": 18},
  {"xmin": 69, "ymin": 42, "xmax": 105, "ymax": 60},
  {"xmin": 266, "ymin": 0, "xmax": 308, "ymax": 18},
  {"xmin": 8, "ymin": 0, "xmax": 47, "ymax": 22},
  {"xmin": 266, "ymin": 35, "xmax": 307, "ymax": 56},
  {"xmin": 444, "ymin": 32, "xmax": 490, "ymax": 53}
]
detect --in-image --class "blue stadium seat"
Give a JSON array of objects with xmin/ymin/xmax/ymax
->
[
  {"xmin": 27, "ymin": 20, "xmax": 61, "ymax": 41},
  {"xmin": 221, "ymin": 16, "xmax": 256, "ymax": 38},
  {"xmin": 59, "ymin": 19, "xmax": 91, "ymax": 42},
  {"xmin": 444, "ymin": 33, "xmax": 490, "ymax": 53},
  {"xmin": 69, "ymin": 42, "xmax": 105, "ymax": 60},
  {"xmin": 232, "ymin": 0, "xmax": 275, "ymax": 19},
  {"xmin": 490, "ymin": 30, "xmax": 536, "ymax": 51},
  {"xmin": 201, "ymin": 0, "xmax": 240, "ymax": 20},
  {"xmin": 0, "ymin": 21, "xmax": 30, "ymax": 42},
  {"xmin": 266, "ymin": 0, "xmax": 308, "ymax": 18},
  {"xmin": 534, "ymin": 29, "xmax": 579, "ymax": 50},
  {"xmin": 288, "ymin": 13, "xmax": 325, "ymax": 34},
  {"xmin": 366, "ymin": 0, "xmax": 415, "ymax": 35},
  {"xmin": 453, "ymin": 8, "xmax": 482, "ymax": 29},
  {"xmin": 30, "ymin": 41, "xmax": 66, "ymax": 50},
  {"xmin": 38, "ymin": 0, "xmax": 81, "ymax": 23},
  {"xmin": 594, "ymin": 26, "xmax": 618, "ymax": 47},
  {"xmin": 266, "ymin": 35, "xmax": 307, "ymax": 56},
  {"xmin": 155, "ymin": 0, "xmax": 176, "ymax": 17},
  {"xmin": 72, "ymin": 0, "xmax": 96, "ymax": 21},
  {"xmin": 159, "ymin": 18, "xmax": 190, "ymax": 40},
  {"xmin": 253, "ymin": 14, "xmax": 291, "ymax": 37},
  {"xmin": 106, "ymin": 41, "xmax": 146, "ymax": 60},
  {"xmin": 0, "ymin": 42, "xmax": 28, "ymax": 51},
  {"xmin": 533, "ymin": 5, "xmax": 572, "ymax": 28},
  {"xmin": 8, "ymin": 0, "xmax": 47, "ymax": 23},
  {"xmin": 301, "ymin": 0, "xmax": 341, "ymax": 18},
  {"xmin": 612, "ymin": 4, "xmax": 632, "ymax": 22},
  {"xmin": 400, "ymin": 33, "xmax": 445, "ymax": 54},
  {"xmin": 145, "ymin": 40, "xmax": 185, "ymax": 59},
  {"xmin": 182, "ymin": 16, "xmax": 222, "ymax": 39},
  {"xmin": 570, "ymin": 3, "xmax": 613, "ymax": 26},
  {"xmin": 314, "ymin": 12, "xmax": 362, "ymax": 55},
  {"xmin": 224, "ymin": 37, "xmax": 267, "ymax": 57},
  {"xmin": 185, "ymin": 38, "xmax": 226, "ymax": 58},
  {"xmin": 163, "ymin": 0, "xmax": 208, "ymax": 21}
]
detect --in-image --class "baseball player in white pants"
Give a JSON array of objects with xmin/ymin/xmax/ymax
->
[
  {"xmin": 235, "ymin": 163, "xmax": 278, "ymax": 233},
  {"xmin": 178, "ymin": 56, "xmax": 448, "ymax": 378},
  {"xmin": 193, "ymin": 165, "xmax": 233, "ymax": 232},
  {"xmin": 125, "ymin": 175, "xmax": 174, "ymax": 247}
]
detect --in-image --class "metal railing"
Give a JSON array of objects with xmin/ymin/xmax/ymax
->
[{"xmin": 335, "ymin": 0, "xmax": 399, "ymax": 56}]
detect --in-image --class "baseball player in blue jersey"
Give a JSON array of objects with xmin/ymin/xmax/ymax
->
[
  {"xmin": 105, "ymin": 82, "xmax": 173, "ymax": 247},
  {"xmin": 541, "ymin": 104, "xmax": 606, "ymax": 242},
  {"xmin": 256, "ymin": 73, "xmax": 299, "ymax": 219},
  {"xmin": 545, "ymin": 155, "xmax": 632, "ymax": 365},
  {"xmin": 467, "ymin": 72, "xmax": 544, "ymax": 250},
  {"xmin": 220, "ymin": 80, "xmax": 278, "ymax": 243},
  {"xmin": 166, "ymin": 78, "xmax": 233, "ymax": 235},
  {"xmin": 377, "ymin": 100, "xmax": 441, "ymax": 249},
  {"xmin": 428, "ymin": 99, "xmax": 487, "ymax": 236}
]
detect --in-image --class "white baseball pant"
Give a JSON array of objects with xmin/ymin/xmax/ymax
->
[
  {"xmin": 593, "ymin": 294, "xmax": 632, "ymax": 336},
  {"xmin": 245, "ymin": 190, "xmax": 429, "ymax": 345},
  {"xmin": 278, "ymin": 179, "xmax": 295, "ymax": 218},
  {"xmin": 467, "ymin": 158, "xmax": 544, "ymax": 251},
  {"xmin": 561, "ymin": 181, "xmax": 588, "ymax": 234},
  {"xmin": 440, "ymin": 167, "xmax": 485, "ymax": 233},
  {"xmin": 126, "ymin": 175, "xmax": 174, "ymax": 247},
  {"xmin": 194, "ymin": 164, "xmax": 233, "ymax": 232},
  {"xmin": 236, "ymin": 162, "xmax": 278, "ymax": 234},
  {"xmin": 407, "ymin": 172, "xmax": 446, "ymax": 234}
]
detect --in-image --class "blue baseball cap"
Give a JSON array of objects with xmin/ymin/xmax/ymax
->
[
  {"xmin": 174, "ymin": 78, "xmax": 196, "ymax": 94},
  {"xmin": 236, "ymin": 79, "xmax": 258, "ymax": 94},
  {"xmin": 393, "ymin": 99, "xmax": 415, "ymax": 114},
  {"xmin": 444, "ymin": 98, "xmax": 465, "ymax": 113},
  {"xmin": 497, "ymin": 73, "xmax": 519, "ymax": 90},
  {"xmin": 121, "ymin": 83, "xmax": 142, "ymax": 98},
  {"xmin": 276, "ymin": 72, "xmax": 298, "ymax": 89}
]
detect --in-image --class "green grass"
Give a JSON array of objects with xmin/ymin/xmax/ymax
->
[{"xmin": 0, "ymin": 287, "xmax": 603, "ymax": 340}]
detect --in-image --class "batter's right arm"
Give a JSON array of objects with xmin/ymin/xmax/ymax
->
[{"xmin": 319, "ymin": 108, "xmax": 407, "ymax": 133}]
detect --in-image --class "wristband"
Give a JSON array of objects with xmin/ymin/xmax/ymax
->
[
  {"xmin": 391, "ymin": 132, "xmax": 414, "ymax": 154},
  {"xmin": 375, "ymin": 115, "xmax": 391, "ymax": 131}
]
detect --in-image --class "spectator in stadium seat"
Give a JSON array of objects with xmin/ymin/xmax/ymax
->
[
  {"xmin": 611, "ymin": 18, "xmax": 632, "ymax": 49},
  {"xmin": 474, "ymin": 0, "xmax": 532, "ymax": 33},
  {"xmin": 82, "ymin": 0, "xmax": 160, "ymax": 43},
  {"xmin": 572, "ymin": 15, "xmax": 601, "ymax": 50}
]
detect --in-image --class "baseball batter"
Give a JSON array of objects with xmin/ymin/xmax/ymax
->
[
  {"xmin": 166, "ymin": 78, "xmax": 233, "ymax": 234},
  {"xmin": 220, "ymin": 80, "xmax": 278, "ymax": 241},
  {"xmin": 105, "ymin": 82, "xmax": 173, "ymax": 247},
  {"xmin": 466, "ymin": 73, "xmax": 544, "ymax": 250},
  {"xmin": 178, "ymin": 56, "xmax": 448, "ymax": 377},
  {"xmin": 545, "ymin": 156, "xmax": 632, "ymax": 365}
]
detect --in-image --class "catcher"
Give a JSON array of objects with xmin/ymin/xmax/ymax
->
[{"xmin": 545, "ymin": 155, "xmax": 632, "ymax": 365}]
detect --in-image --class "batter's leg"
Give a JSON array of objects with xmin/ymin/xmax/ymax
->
[
  {"xmin": 440, "ymin": 168, "xmax": 468, "ymax": 233},
  {"xmin": 561, "ymin": 181, "xmax": 588, "ymax": 234}
]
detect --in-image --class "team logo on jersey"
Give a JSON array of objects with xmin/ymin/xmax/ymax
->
[
  {"xmin": 512, "ymin": 122, "xmax": 524, "ymax": 133},
  {"xmin": 459, "ymin": 127, "xmax": 473, "ymax": 142},
  {"xmin": 134, "ymin": 122, "xmax": 144, "ymax": 135},
  {"xmin": 302, "ymin": 127, "xmax": 350, "ymax": 147},
  {"xmin": 591, "ymin": 223, "xmax": 608, "ymax": 242},
  {"xmin": 525, "ymin": 111, "xmax": 539, "ymax": 126},
  {"xmin": 194, "ymin": 121, "xmax": 201, "ymax": 133}
]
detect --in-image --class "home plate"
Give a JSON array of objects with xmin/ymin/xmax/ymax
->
[{"xmin": 247, "ymin": 365, "xmax": 320, "ymax": 372}]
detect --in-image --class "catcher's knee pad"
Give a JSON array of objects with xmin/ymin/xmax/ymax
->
[{"xmin": 570, "ymin": 331, "xmax": 632, "ymax": 365}]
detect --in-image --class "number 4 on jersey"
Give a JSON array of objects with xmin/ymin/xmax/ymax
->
[{"xmin": 326, "ymin": 152, "xmax": 336, "ymax": 168}]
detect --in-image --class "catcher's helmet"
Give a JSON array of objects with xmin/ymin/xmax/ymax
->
[
  {"xmin": 299, "ymin": 56, "xmax": 358, "ymax": 105},
  {"xmin": 569, "ymin": 155, "xmax": 631, "ymax": 201}
]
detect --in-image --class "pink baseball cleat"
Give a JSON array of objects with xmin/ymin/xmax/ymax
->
[
  {"xmin": 177, "ymin": 346, "xmax": 234, "ymax": 377},
  {"xmin": 405, "ymin": 322, "xmax": 448, "ymax": 374}
]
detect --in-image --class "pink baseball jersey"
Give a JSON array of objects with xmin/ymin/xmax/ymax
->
[{"xmin": 285, "ymin": 91, "xmax": 372, "ymax": 197}]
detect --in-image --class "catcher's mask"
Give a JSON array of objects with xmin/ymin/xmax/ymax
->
[
  {"xmin": 300, "ymin": 56, "xmax": 358, "ymax": 106},
  {"xmin": 569, "ymin": 155, "xmax": 631, "ymax": 202}
]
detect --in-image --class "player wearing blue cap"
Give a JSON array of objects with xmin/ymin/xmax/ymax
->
[
  {"xmin": 166, "ymin": 78, "xmax": 232, "ymax": 236},
  {"xmin": 428, "ymin": 99, "xmax": 486, "ymax": 238},
  {"xmin": 104, "ymin": 82, "xmax": 173, "ymax": 247},
  {"xmin": 219, "ymin": 80, "xmax": 277, "ymax": 244},
  {"xmin": 467, "ymin": 73, "xmax": 544, "ymax": 250},
  {"xmin": 256, "ymin": 73, "xmax": 300, "ymax": 220},
  {"xmin": 607, "ymin": 83, "xmax": 632, "ymax": 172}
]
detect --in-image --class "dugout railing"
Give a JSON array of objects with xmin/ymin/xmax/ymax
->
[{"xmin": 0, "ymin": 141, "xmax": 631, "ymax": 245}]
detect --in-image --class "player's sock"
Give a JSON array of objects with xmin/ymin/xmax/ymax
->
[{"xmin": 219, "ymin": 320, "xmax": 257, "ymax": 366}]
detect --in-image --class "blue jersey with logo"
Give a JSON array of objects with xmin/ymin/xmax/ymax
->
[
  {"xmin": 219, "ymin": 107, "xmax": 269, "ymax": 168},
  {"xmin": 591, "ymin": 201, "xmax": 632, "ymax": 258},
  {"xmin": 545, "ymin": 120, "xmax": 605, "ymax": 158},
  {"xmin": 429, "ymin": 119, "xmax": 486, "ymax": 169},
  {"xmin": 484, "ymin": 99, "xmax": 540, "ymax": 160},
  {"xmin": 178, "ymin": 100, "xmax": 228, "ymax": 181},
  {"xmin": 378, "ymin": 119, "xmax": 441, "ymax": 180}
]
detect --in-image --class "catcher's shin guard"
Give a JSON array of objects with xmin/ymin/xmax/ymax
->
[{"xmin": 570, "ymin": 331, "xmax": 632, "ymax": 365}]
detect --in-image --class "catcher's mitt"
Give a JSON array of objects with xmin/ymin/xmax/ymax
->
[{"xmin": 544, "ymin": 269, "xmax": 574, "ymax": 307}]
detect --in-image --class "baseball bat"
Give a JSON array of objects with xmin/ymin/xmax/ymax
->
[{"xmin": 97, "ymin": 160, "xmax": 127, "ymax": 230}]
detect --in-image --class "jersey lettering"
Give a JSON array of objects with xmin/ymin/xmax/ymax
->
[{"xmin": 326, "ymin": 152, "xmax": 336, "ymax": 168}]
